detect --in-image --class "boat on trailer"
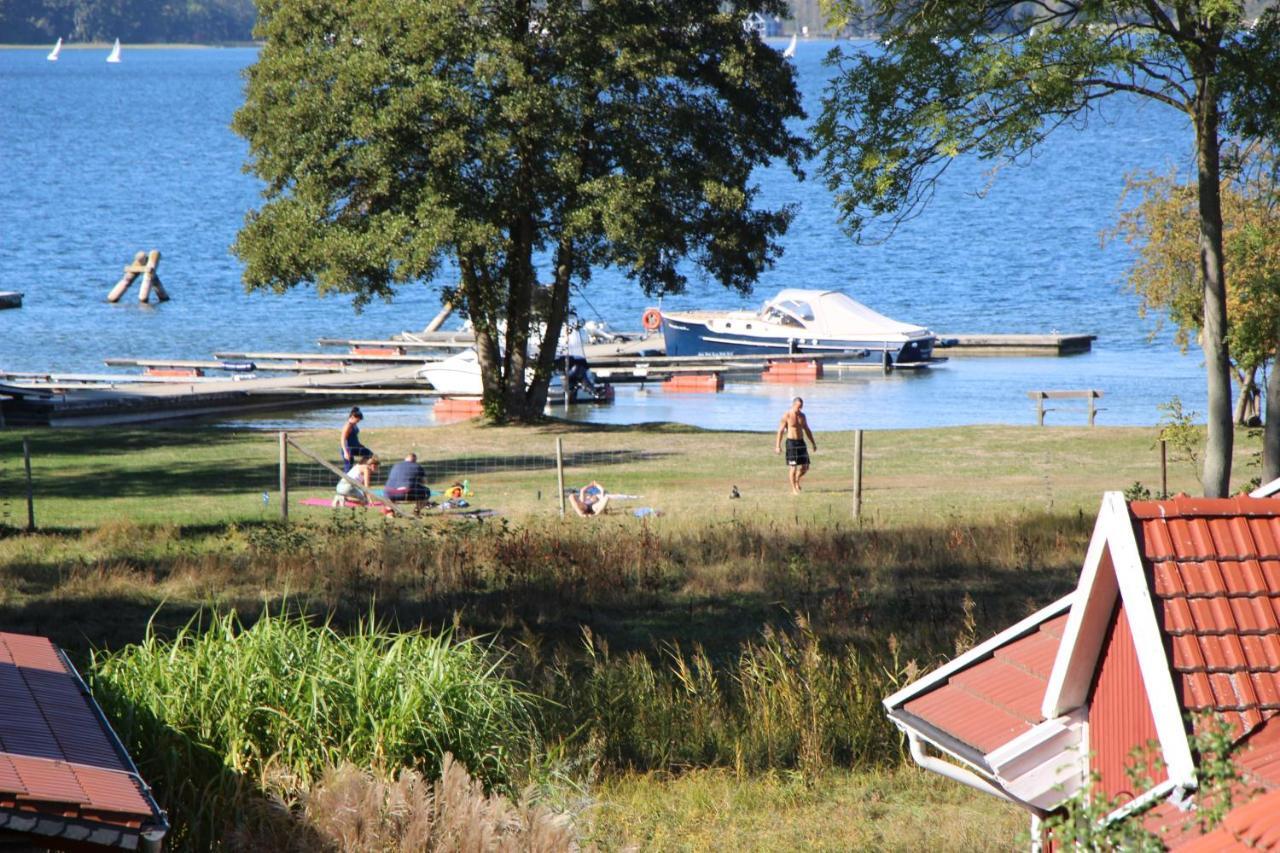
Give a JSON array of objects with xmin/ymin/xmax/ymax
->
[{"xmin": 659, "ymin": 288, "xmax": 940, "ymax": 367}]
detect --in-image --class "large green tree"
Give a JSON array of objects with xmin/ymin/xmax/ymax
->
[
  {"xmin": 816, "ymin": 1, "xmax": 1280, "ymax": 496},
  {"xmin": 233, "ymin": 0, "xmax": 806, "ymax": 421}
]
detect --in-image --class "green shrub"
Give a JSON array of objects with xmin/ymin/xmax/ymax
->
[{"xmin": 89, "ymin": 608, "xmax": 533, "ymax": 849}]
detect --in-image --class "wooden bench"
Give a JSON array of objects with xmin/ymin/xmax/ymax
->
[{"xmin": 1028, "ymin": 390, "xmax": 1103, "ymax": 426}]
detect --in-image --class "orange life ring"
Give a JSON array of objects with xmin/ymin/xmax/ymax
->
[{"xmin": 642, "ymin": 307, "xmax": 663, "ymax": 331}]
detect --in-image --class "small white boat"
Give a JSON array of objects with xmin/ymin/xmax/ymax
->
[
  {"xmin": 47, "ymin": 38, "xmax": 63, "ymax": 61},
  {"xmin": 106, "ymin": 39, "xmax": 121, "ymax": 63},
  {"xmin": 659, "ymin": 288, "xmax": 940, "ymax": 367},
  {"xmin": 419, "ymin": 327, "xmax": 610, "ymax": 402},
  {"xmin": 782, "ymin": 33, "xmax": 798, "ymax": 58}
]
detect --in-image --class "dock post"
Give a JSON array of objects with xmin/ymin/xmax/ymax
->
[
  {"xmin": 22, "ymin": 437, "xmax": 34, "ymax": 532},
  {"xmin": 555, "ymin": 437, "xmax": 566, "ymax": 518},
  {"xmin": 143, "ymin": 250, "xmax": 168, "ymax": 302},
  {"xmin": 853, "ymin": 429, "xmax": 864, "ymax": 522},
  {"xmin": 107, "ymin": 251, "xmax": 146, "ymax": 303},
  {"xmin": 1160, "ymin": 440, "xmax": 1168, "ymax": 499},
  {"xmin": 1088, "ymin": 391, "xmax": 1097, "ymax": 426},
  {"xmin": 424, "ymin": 301, "xmax": 454, "ymax": 333},
  {"xmin": 1036, "ymin": 393, "xmax": 1045, "ymax": 426},
  {"xmin": 279, "ymin": 431, "xmax": 289, "ymax": 521}
]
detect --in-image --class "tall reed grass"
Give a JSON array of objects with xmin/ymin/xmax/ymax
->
[
  {"xmin": 529, "ymin": 618, "xmax": 903, "ymax": 777},
  {"xmin": 89, "ymin": 608, "xmax": 533, "ymax": 849}
]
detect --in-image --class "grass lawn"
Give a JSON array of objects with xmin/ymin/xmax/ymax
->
[
  {"xmin": 0, "ymin": 420, "xmax": 1255, "ymax": 849},
  {"xmin": 0, "ymin": 420, "xmax": 1254, "ymax": 530}
]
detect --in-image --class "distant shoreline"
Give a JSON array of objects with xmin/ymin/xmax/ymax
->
[{"xmin": 0, "ymin": 42, "xmax": 261, "ymax": 49}]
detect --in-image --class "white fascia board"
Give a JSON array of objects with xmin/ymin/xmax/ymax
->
[
  {"xmin": 883, "ymin": 593, "xmax": 1075, "ymax": 712},
  {"xmin": 1099, "ymin": 490, "xmax": 1196, "ymax": 786},
  {"xmin": 1251, "ymin": 477, "xmax": 1280, "ymax": 497},
  {"xmin": 1042, "ymin": 495, "xmax": 1119, "ymax": 718}
]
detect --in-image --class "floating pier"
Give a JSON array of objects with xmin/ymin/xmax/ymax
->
[{"xmin": 937, "ymin": 333, "xmax": 1096, "ymax": 356}]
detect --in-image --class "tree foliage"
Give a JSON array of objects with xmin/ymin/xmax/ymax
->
[
  {"xmin": 815, "ymin": 0, "xmax": 1280, "ymax": 496},
  {"xmin": 233, "ymin": 0, "xmax": 806, "ymax": 421},
  {"xmin": 1113, "ymin": 160, "xmax": 1280, "ymax": 425}
]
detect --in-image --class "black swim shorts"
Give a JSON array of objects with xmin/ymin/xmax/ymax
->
[{"xmin": 785, "ymin": 438, "xmax": 810, "ymax": 467}]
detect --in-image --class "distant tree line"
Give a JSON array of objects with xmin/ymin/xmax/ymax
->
[{"xmin": 0, "ymin": 0, "xmax": 257, "ymax": 44}]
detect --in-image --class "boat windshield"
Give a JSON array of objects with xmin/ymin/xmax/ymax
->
[{"xmin": 762, "ymin": 299, "xmax": 813, "ymax": 328}]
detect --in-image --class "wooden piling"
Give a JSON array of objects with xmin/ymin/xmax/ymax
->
[
  {"xmin": 556, "ymin": 436, "xmax": 566, "ymax": 518},
  {"xmin": 22, "ymin": 437, "xmax": 34, "ymax": 531},
  {"xmin": 107, "ymin": 251, "xmax": 147, "ymax": 303},
  {"xmin": 1160, "ymin": 440, "xmax": 1168, "ymax": 499},
  {"xmin": 855, "ymin": 425, "xmax": 865, "ymax": 517},
  {"xmin": 279, "ymin": 431, "xmax": 289, "ymax": 521},
  {"xmin": 144, "ymin": 250, "xmax": 168, "ymax": 302},
  {"xmin": 424, "ymin": 302, "xmax": 454, "ymax": 333}
]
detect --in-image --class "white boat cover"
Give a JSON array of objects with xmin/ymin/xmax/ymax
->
[{"xmin": 763, "ymin": 289, "xmax": 930, "ymax": 339}]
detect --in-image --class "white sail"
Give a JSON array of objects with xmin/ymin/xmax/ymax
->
[
  {"xmin": 782, "ymin": 33, "xmax": 797, "ymax": 58},
  {"xmin": 47, "ymin": 38, "xmax": 63, "ymax": 61},
  {"xmin": 106, "ymin": 39, "xmax": 121, "ymax": 63}
]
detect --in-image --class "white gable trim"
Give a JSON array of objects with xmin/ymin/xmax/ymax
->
[
  {"xmin": 1251, "ymin": 477, "xmax": 1280, "ymax": 497},
  {"xmin": 882, "ymin": 593, "xmax": 1075, "ymax": 712},
  {"xmin": 1042, "ymin": 495, "xmax": 1116, "ymax": 717},
  {"xmin": 1042, "ymin": 492, "xmax": 1195, "ymax": 788}
]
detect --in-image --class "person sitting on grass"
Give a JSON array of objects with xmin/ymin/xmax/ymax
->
[
  {"xmin": 384, "ymin": 452, "xmax": 432, "ymax": 510},
  {"xmin": 569, "ymin": 481, "xmax": 609, "ymax": 517},
  {"xmin": 333, "ymin": 453, "xmax": 379, "ymax": 507}
]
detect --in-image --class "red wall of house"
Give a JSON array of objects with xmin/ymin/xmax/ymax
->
[{"xmin": 1088, "ymin": 600, "xmax": 1167, "ymax": 804}]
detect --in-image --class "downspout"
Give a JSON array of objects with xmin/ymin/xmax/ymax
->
[{"xmin": 905, "ymin": 729, "xmax": 1023, "ymax": 807}]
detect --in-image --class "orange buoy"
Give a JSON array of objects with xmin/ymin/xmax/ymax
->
[{"xmin": 642, "ymin": 307, "xmax": 663, "ymax": 331}]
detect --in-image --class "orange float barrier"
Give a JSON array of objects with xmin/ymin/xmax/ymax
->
[
  {"xmin": 763, "ymin": 360, "xmax": 822, "ymax": 381},
  {"xmin": 144, "ymin": 367, "xmax": 203, "ymax": 377},
  {"xmin": 663, "ymin": 373, "xmax": 723, "ymax": 393},
  {"xmin": 434, "ymin": 397, "xmax": 485, "ymax": 420},
  {"xmin": 350, "ymin": 346, "xmax": 404, "ymax": 356}
]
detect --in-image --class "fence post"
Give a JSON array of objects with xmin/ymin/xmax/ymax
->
[
  {"xmin": 1160, "ymin": 439, "xmax": 1168, "ymax": 499},
  {"xmin": 556, "ymin": 436, "xmax": 566, "ymax": 518},
  {"xmin": 853, "ymin": 429, "xmax": 864, "ymax": 522},
  {"xmin": 22, "ymin": 437, "xmax": 34, "ymax": 532},
  {"xmin": 279, "ymin": 431, "xmax": 289, "ymax": 521}
]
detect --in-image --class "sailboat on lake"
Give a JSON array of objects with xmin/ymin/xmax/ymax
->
[
  {"xmin": 106, "ymin": 39, "xmax": 121, "ymax": 63},
  {"xmin": 46, "ymin": 38, "xmax": 63, "ymax": 61},
  {"xmin": 782, "ymin": 32, "xmax": 797, "ymax": 58}
]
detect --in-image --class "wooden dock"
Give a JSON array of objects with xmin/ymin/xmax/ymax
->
[
  {"xmin": 937, "ymin": 333, "xmax": 1095, "ymax": 356},
  {"xmin": 0, "ymin": 364, "xmax": 434, "ymax": 427}
]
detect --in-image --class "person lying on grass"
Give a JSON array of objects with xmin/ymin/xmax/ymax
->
[
  {"xmin": 569, "ymin": 482, "xmax": 609, "ymax": 517},
  {"xmin": 332, "ymin": 453, "xmax": 381, "ymax": 508}
]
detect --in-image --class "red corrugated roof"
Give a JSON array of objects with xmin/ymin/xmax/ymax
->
[
  {"xmin": 1134, "ymin": 498, "xmax": 1280, "ymax": 741},
  {"xmin": 901, "ymin": 613, "xmax": 1069, "ymax": 755},
  {"xmin": 0, "ymin": 631, "xmax": 161, "ymax": 842}
]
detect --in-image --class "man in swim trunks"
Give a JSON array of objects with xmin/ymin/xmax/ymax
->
[{"xmin": 775, "ymin": 397, "xmax": 817, "ymax": 494}]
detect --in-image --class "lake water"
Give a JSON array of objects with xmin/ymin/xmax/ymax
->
[{"xmin": 0, "ymin": 42, "xmax": 1213, "ymax": 432}]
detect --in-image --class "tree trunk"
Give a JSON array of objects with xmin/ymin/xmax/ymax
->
[
  {"xmin": 1235, "ymin": 365, "xmax": 1259, "ymax": 425},
  {"xmin": 1266, "ymin": 359, "xmax": 1280, "ymax": 483},
  {"xmin": 1193, "ymin": 75, "xmax": 1233, "ymax": 497}
]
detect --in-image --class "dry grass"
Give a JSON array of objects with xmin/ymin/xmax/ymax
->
[
  {"xmin": 277, "ymin": 757, "xmax": 579, "ymax": 852},
  {"xmin": 587, "ymin": 765, "xmax": 1026, "ymax": 851}
]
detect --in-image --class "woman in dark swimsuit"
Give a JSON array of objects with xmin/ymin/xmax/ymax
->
[{"xmin": 340, "ymin": 407, "xmax": 368, "ymax": 472}]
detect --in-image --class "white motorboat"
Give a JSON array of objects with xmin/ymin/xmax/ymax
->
[
  {"xmin": 419, "ymin": 326, "xmax": 611, "ymax": 401},
  {"xmin": 47, "ymin": 38, "xmax": 62, "ymax": 61},
  {"xmin": 658, "ymin": 288, "xmax": 940, "ymax": 367},
  {"xmin": 106, "ymin": 39, "xmax": 121, "ymax": 63}
]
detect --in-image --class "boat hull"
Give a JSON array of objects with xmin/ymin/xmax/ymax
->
[{"xmin": 661, "ymin": 317, "xmax": 935, "ymax": 365}]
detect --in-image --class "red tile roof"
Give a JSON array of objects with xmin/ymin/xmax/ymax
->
[
  {"xmin": 901, "ymin": 613, "xmax": 1069, "ymax": 755},
  {"xmin": 0, "ymin": 632, "xmax": 164, "ymax": 845},
  {"xmin": 1133, "ymin": 497, "xmax": 1280, "ymax": 740},
  {"xmin": 1174, "ymin": 786, "xmax": 1280, "ymax": 850}
]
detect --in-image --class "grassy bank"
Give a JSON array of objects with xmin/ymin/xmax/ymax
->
[{"xmin": 0, "ymin": 422, "xmax": 1250, "ymax": 849}]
